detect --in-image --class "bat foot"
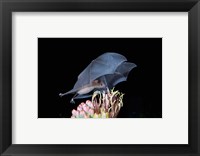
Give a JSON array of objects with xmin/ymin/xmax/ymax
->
[
  {"xmin": 70, "ymin": 99, "xmax": 75, "ymax": 104},
  {"xmin": 59, "ymin": 93, "xmax": 63, "ymax": 97}
]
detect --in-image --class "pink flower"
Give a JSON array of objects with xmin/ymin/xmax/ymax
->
[
  {"xmin": 82, "ymin": 104, "xmax": 89, "ymax": 113},
  {"xmin": 72, "ymin": 109, "xmax": 77, "ymax": 115},
  {"xmin": 79, "ymin": 110, "xmax": 86, "ymax": 118},
  {"xmin": 77, "ymin": 105, "xmax": 83, "ymax": 111},
  {"xmin": 72, "ymin": 109, "xmax": 79, "ymax": 117},
  {"xmin": 86, "ymin": 100, "xmax": 94, "ymax": 109},
  {"xmin": 88, "ymin": 109, "xmax": 94, "ymax": 116},
  {"xmin": 80, "ymin": 102, "xmax": 85, "ymax": 106}
]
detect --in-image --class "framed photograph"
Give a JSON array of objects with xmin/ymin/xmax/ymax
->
[
  {"xmin": 38, "ymin": 38, "xmax": 162, "ymax": 119},
  {"xmin": 0, "ymin": 0, "xmax": 199, "ymax": 155}
]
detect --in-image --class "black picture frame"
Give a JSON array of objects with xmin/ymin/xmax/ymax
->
[{"xmin": 0, "ymin": 0, "xmax": 200, "ymax": 156}]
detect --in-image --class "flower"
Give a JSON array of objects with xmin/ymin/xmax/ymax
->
[{"xmin": 71, "ymin": 88, "xmax": 124, "ymax": 118}]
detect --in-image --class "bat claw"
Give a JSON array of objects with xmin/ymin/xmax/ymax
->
[
  {"xmin": 70, "ymin": 99, "xmax": 75, "ymax": 104},
  {"xmin": 59, "ymin": 93, "xmax": 63, "ymax": 97}
]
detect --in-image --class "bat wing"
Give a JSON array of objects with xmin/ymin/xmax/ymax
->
[
  {"xmin": 74, "ymin": 52, "xmax": 127, "ymax": 89},
  {"xmin": 98, "ymin": 61, "xmax": 137, "ymax": 89},
  {"xmin": 113, "ymin": 62, "xmax": 137, "ymax": 86}
]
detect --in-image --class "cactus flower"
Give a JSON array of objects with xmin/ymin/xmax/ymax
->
[{"xmin": 71, "ymin": 88, "xmax": 124, "ymax": 118}]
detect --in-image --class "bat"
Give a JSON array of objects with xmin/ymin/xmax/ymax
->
[{"xmin": 59, "ymin": 52, "xmax": 137, "ymax": 103}]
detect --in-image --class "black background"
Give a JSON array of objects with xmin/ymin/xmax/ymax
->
[{"xmin": 38, "ymin": 38, "xmax": 162, "ymax": 118}]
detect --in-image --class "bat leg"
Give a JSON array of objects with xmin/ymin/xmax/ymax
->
[
  {"xmin": 59, "ymin": 90, "xmax": 74, "ymax": 97},
  {"xmin": 70, "ymin": 93, "xmax": 78, "ymax": 104},
  {"xmin": 70, "ymin": 98, "xmax": 75, "ymax": 104},
  {"xmin": 59, "ymin": 92, "xmax": 69, "ymax": 97}
]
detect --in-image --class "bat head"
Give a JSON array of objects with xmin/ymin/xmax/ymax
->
[{"xmin": 93, "ymin": 80, "xmax": 106, "ymax": 89}]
